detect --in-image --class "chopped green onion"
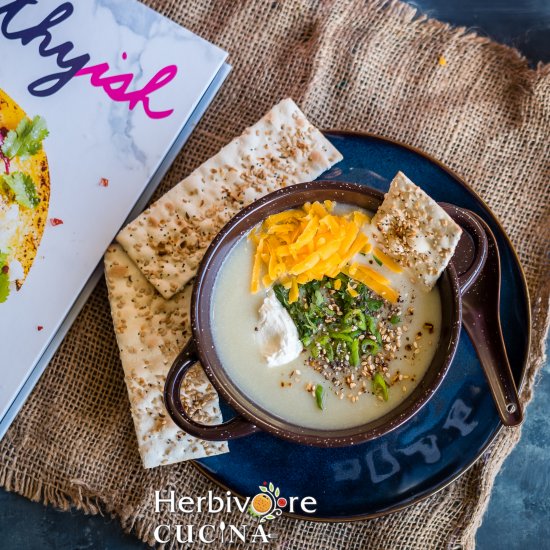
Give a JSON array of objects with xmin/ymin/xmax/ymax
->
[
  {"xmin": 301, "ymin": 335, "xmax": 313, "ymax": 347},
  {"xmin": 315, "ymin": 384, "xmax": 326, "ymax": 410},
  {"xmin": 274, "ymin": 275, "xmax": 393, "ymax": 379},
  {"xmin": 329, "ymin": 332, "xmax": 353, "ymax": 343},
  {"xmin": 314, "ymin": 289, "xmax": 324, "ymax": 306},
  {"xmin": 365, "ymin": 315, "xmax": 383, "ymax": 345},
  {"xmin": 343, "ymin": 309, "xmax": 366, "ymax": 330},
  {"xmin": 390, "ymin": 315, "xmax": 401, "ymax": 325},
  {"xmin": 366, "ymin": 315, "xmax": 377, "ymax": 335},
  {"xmin": 373, "ymin": 373, "xmax": 389, "ymax": 401},
  {"xmin": 350, "ymin": 339, "xmax": 360, "ymax": 367},
  {"xmin": 361, "ymin": 339, "xmax": 380, "ymax": 356},
  {"xmin": 373, "ymin": 254, "xmax": 383, "ymax": 266},
  {"xmin": 316, "ymin": 335, "xmax": 330, "ymax": 346},
  {"xmin": 365, "ymin": 298, "xmax": 383, "ymax": 311}
]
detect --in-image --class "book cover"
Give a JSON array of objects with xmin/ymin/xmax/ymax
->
[{"xmin": 0, "ymin": 0, "xmax": 229, "ymax": 427}]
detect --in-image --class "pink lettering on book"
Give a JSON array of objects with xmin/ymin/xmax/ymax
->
[{"xmin": 75, "ymin": 58, "xmax": 178, "ymax": 120}]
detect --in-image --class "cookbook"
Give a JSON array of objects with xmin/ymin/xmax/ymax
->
[{"xmin": 0, "ymin": 0, "xmax": 229, "ymax": 437}]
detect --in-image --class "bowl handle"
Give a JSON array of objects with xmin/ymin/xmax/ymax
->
[
  {"xmin": 164, "ymin": 340, "xmax": 260, "ymax": 441},
  {"xmin": 441, "ymin": 204, "xmax": 488, "ymax": 293}
]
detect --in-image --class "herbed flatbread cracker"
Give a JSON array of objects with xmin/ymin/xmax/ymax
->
[
  {"xmin": 371, "ymin": 171, "xmax": 462, "ymax": 290},
  {"xmin": 116, "ymin": 98, "xmax": 343, "ymax": 299},
  {"xmin": 104, "ymin": 244, "xmax": 228, "ymax": 468}
]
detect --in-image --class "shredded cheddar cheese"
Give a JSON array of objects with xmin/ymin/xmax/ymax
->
[
  {"xmin": 373, "ymin": 247, "xmax": 403, "ymax": 273},
  {"xmin": 249, "ymin": 201, "xmax": 399, "ymax": 304},
  {"xmin": 343, "ymin": 264, "xmax": 399, "ymax": 304},
  {"xmin": 346, "ymin": 282, "xmax": 359, "ymax": 298}
]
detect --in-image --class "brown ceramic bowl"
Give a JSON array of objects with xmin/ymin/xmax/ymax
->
[{"xmin": 164, "ymin": 181, "xmax": 487, "ymax": 447}]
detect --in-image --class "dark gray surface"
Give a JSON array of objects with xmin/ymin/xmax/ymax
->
[
  {"xmin": 0, "ymin": 1, "xmax": 548, "ymax": 548},
  {"xmin": 477, "ymin": 356, "xmax": 550, "ymax": 550},
  {"xmin": 0, "ymin": 497, "xmax": 146, "ymax": 550},
  {"xmin": 407, "ymin": 0, "xmax": 550, "ymax": 64}
]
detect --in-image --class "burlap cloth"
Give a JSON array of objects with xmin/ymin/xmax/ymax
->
[{"xmin": 1, "ymin": 1, "xmax": 549, "ymax": 548}]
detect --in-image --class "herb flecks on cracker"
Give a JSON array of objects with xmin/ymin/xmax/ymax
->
[{"xmin": 104, "ymin": 244, "xmax": 229, "ymax": 469}]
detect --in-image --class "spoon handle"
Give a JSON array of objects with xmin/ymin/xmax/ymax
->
[
  {"xmin": 462, "ymin": 305, "xmax": 523, "ymax": 426},
  {"xmin": 461, "ymin": 213, "xmax": 523, "ymax": 427}
]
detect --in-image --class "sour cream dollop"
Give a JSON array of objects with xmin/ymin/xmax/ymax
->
[{"xmin": 256, "ymin": 289, "xmax": 302, "ymax": 367}]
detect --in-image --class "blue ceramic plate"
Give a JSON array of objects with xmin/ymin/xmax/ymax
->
[{"xmin": 193, "ymin": 131, "xmax": 530, "ymax": 520}]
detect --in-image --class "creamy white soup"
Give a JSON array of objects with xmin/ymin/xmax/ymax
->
[{"xmin": 211, "ymin": 203, "xmax": 442, "ymax": 430}]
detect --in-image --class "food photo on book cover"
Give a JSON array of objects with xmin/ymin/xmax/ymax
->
[{"xmin": 0, "ymin": 1, "xmax": 548, "ymax": 549}]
